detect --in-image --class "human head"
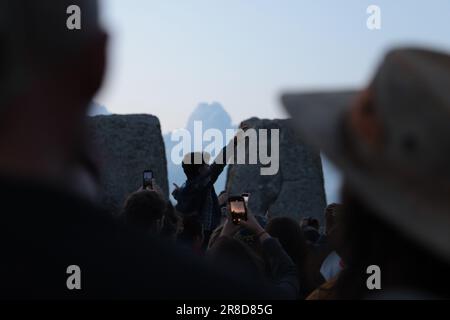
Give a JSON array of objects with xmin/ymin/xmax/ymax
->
[
  {"xmin": 123, "ymin": 190, "xmax": 167, "ymax": 235},
  {"xmin": 266, "ymin": 217, "xmax": 308, "ymax": 265},
  {"xmin": 182, "ymin": 152, "xmax": 210, "ymax": 179},
  {"xmin": 283, "ymin": 48, "xmax": 450, "ymax": 264},
  {"xmin": 0, "ymin": 0, "xmax": 104, "ymax": 95},
  {"xmin": 0, "ymin": 0, "xmax": 107, "ymax": 182}
]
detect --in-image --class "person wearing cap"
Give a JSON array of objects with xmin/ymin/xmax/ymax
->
[{"xmin": 283, "ymin": 48, "xmax": 450, "ymax": 299}]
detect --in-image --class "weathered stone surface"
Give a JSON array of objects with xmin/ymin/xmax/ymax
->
[
  {"xmin": 88, "ymin": 114, "xmax": 168, "ymax": 212},
  {"xmin": 226, "ymin": 118, "xmax": 326, "ymax": 223}
]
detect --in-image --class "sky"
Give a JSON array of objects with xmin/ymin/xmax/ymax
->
[{"xmin": 95, "ymin": 0, "xmax": 450, "ymax": 133}]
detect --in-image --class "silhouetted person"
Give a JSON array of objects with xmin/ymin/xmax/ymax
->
[{"xmin": 173, "ymin": 126, "xmax": 247, "ymax": 245}]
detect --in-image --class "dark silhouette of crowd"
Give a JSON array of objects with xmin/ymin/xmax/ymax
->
[{"xmin": 1, "ymin": 0, "xmax": 450, "ymax": 300}]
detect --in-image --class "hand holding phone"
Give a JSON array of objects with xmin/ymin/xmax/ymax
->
[
  {"xmin": 239, "ymin": 208, "xmax": 267, "ymax": 238},
  {"xmin": 241, "ymin": 193, "xmax": 250, "ymax": 206},
  {"xmin": 143, "ymin": 170, "xmax": 153, "ymax": 189},
  {"xmin": 228, "ymin": 196, "xmax": 248, "ymax": 225}
]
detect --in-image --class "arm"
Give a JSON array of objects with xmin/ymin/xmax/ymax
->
[
  {"xmin": 172, "ymin": 179, "xmax": 209, "ymax": 214},
  {"xmin": 240, "ymin": 211, "xmax": 299, "ymax": 299},
  {"xmin": 260, "ymin": 237, "xmax": 299, "ymax": 299},
  {"xmin": 210, "ymin": 124, "xmax": 248, "ymax": 183}
]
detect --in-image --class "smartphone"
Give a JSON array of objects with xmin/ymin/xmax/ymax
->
[
  {"xmin": 241, "ymin": 193, "xmax": 250, "ymax": 206},
  {"xmin": 143, "ymin": 170, "xmax": 153, "ymax": 189},
  {"xmin": 228, "ymin": 196, "xmax": 248, "ymax": 225}
]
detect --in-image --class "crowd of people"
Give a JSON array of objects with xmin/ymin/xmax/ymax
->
[
  {"xmin": 123, "ymin": 170, "xmax": 347, "ymax": 299},
  {"xmin": 1, "ymin": 0, "xmax": 450, "ymax": 300}
]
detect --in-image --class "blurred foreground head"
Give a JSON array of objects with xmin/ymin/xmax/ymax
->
[
  {"xmin": 284, "ymin": 48, "xmax": 450, "ymax": 297},
  {"xmin": 0, "ymin": 0, "xmax": 106, "ymax": 183},
  {"xmin": 284, "ymin": 48, "xmax": 450, "ymax": 262}
]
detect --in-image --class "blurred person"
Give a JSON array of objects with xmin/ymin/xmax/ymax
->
[
  {"xmin": 172, "ymin": 126, "xmax": 247, "ymax": 245},
  {"xmin": 0, "ymin": 0, "xmax": 115, "ymax": 298},
  {"xmin": 122, "ymin": 189, "xmax": 167, "ymax": 235},
  {"xmin": 284, "ymin": 48, "xmax": 450, "ymax": 299},
  {"xmin": 215, "ymin": 208, "xmax": 300, "ymax": 299},
  {"xmin": 68, "ymin": 149, "xmax": 102, "ymax": 203},
  {"xmin": 266, "ymin": 217, "xmax": 324, "ymax": 298},
  {"xmin": 319, "ymin": 205, "xmax": 345, "ymax": 282},
  {"xmin": 0, "ymin": 0, "xmax": 274, "ymax": 300}
]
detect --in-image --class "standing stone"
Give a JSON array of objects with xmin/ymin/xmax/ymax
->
[
  {"xmin": 226, "ymin": 118, "xmax": 326, "ymax": 223},
  {"xmin": 88, "ymin": 114, "xmax": 169, "ymax": 213}
]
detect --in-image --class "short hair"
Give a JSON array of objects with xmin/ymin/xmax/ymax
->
[
  {"xmin": 266, "ymin": 217, "xmax": 308, "ymax": 265},
  {"xmin": 123, "ymin": 190, "xmax": 167, "ymax": 232},
  {"xmin": 182, "ymin": 152, "xmax": 210, "ymax": 179},
  {"xmin": 0, "ymin": 0, "xmax": 101, "ymax": 101}
]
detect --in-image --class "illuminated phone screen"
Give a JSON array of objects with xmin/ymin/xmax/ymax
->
[
  {"xmin": 230, "ymin": 200, "xmax": 245, "ymax": 214},
  {"xmin": 143, "ymin": 171, "xmax": 153, "ymax": 187},
  {"xmin": 143, "ymin": 171, "xmax": 153, "ymax": 181}
]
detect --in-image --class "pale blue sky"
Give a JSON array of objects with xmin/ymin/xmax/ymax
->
[{"xmin": 96, "ymin": 0, "xmax": 450, "ymax": 133}]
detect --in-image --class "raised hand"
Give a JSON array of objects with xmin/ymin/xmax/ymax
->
[{"xmin": 240, "ymin": 208, "xmax": 269, "ymax": 241}]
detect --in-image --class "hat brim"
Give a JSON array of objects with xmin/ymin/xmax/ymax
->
[
  {"xmin": 282, "ymin": 91, "xmax": 450, "ymax": 261},
  {"xmin": 282, "ymin": 91, "xmax": 355, "ymax": 167}
]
